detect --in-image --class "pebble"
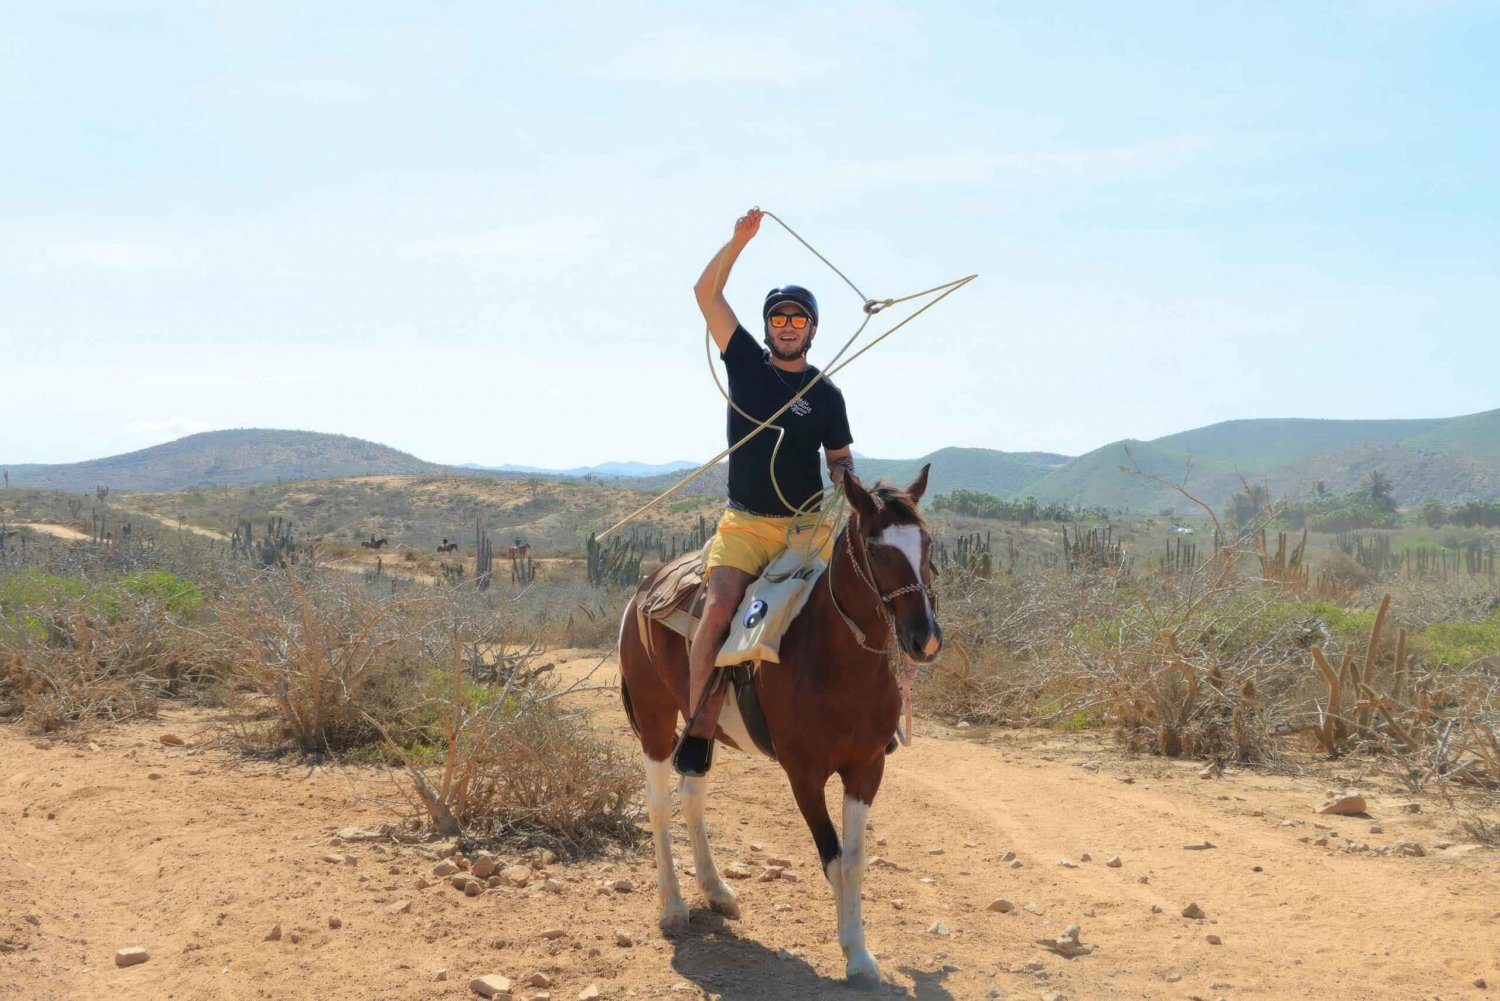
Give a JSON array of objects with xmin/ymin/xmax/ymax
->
[
  {"xmin": 543, "ymin": 878, "xmax": 564, "ymax": 894},
  {"xmin": 471, "ymin": 855, "xmax": 499, "ymax": 878},
  {"xmin": 1010, "ymin": 860, "xmax": 1023, "ymax": 870},
  {"xmin": 611, "ymin": 879, "xmax": 634, "ymax": 893},
  {"xmin": 986, "ymin": 898, "xmax": 1015, "ymax": 913},
  {"xmin": 433, "ymin": 860, "xmax": 459, "ymax": 877},
  {"xmin": 1138, "ymin": 876, "xmax": 1150, "ymax": 884},
  {"xmin": 1182, "ymin": 903, "xmax": 1206, "ymax": 919},
  {"xmin": 266, "ymin": 924, "xmax": 282, "ymax": 941},
  {"xmin": 578, "ymin": 986, "xmax": 602, "ymax": 1000},
  {"xmin": 321, "ymin": 853, "xmax": 343, "ymax": 863},
  {"xmin": 1036, "ymin": 923, "xmax": 1094, "ymax": 958},
  {"xmin": 328, "ymin": 916, "xmax": 342, "ymax": 929},
  {"xmin": 502, "ymin": 865, "xmax": 533, "ymax": 887},
  {"xmin": 928, "ymin": 921, "xmax": 950, "ymax": 936},
  {"xmin": 1207, "ymin": 934, "xmax": 1222, "ymax": 945},
  {"xmin": 1401, "ymin": 803, "xmax": 1422, "ymax": 814},
  {"xmin": 1151, "ymin": 905, "xmax": 1163, "ymax": 914},
  {"xmin": 148, "ymin": 772, "xmax": 163, "ymax": 780},
  {"xmin": 1369, "ymin": 825, "xmax": 1383, "ymax": 834},
  {"xmin": 1001, "ymin": 851, "xmax": 1017, "ymax": 862},
  {"xmin": 1024, "ymin": 903, "xmax": 1043, "ymax": 915},
  {"xmin": 766, "ymin": 856, "xmax": 793, "ymax": 868},
  {"xmin": 115, "ymin": 947, "xmax": 149, "ymax": 967},
  {"xmin": 1105, "ymin": 856, "xmax": 1122, "ymax": 868},
  {"xmin": 1079, "ymin": 853, "xmax": 1092, "ymax": 862},
  {"xmin": 614, "ymin": 928, "xmax": 634, "ymax": 947},
  {"xmin": 387, "ymin": 900, "xmax": 411, "ymax": 915},
  {"xmin": 1317, "ymin": 795, "xmax": 1367, "ymax": 816},
  {"xmin": 433, "ymin": 968, "xmax": 447, "ymax": 982},
  {"xmin": 1059, "ymin": 860, "xmax": 1077, "ymax": 868},
  {"xmin": 530, "ymin": 973, "xmax": 554, "ymax": 987},
  {"xmin": 723, "ymin": 863, "xmax": 753, "ymax": 880},
  {"xmin": 1183, "ymin": 841, "xmax": 1215, "ymax": 851},
  {"xmin": 1396, "ymin": 842, "xmax": 1427, "ymax": 857},
  {"xmin": 537, "ymin": 928, "xmax": 567, "ymax": 940},
  {"xmin": 928, "ymin": 848, "xmax": 945, "ymax": 856},
  {"xmin": 158, "ymin": 734, "xmax": 186, "ymax": 746},
  {"xmin": 470, "ymin": 974, "xmax": 513, "ymax": 998}
]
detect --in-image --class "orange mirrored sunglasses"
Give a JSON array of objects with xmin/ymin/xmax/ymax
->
[{"xmin": 768, "ymin": 313, "xmax": 811, "ymax": 330}]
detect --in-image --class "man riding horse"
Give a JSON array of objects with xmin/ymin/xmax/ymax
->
[{"xmin": 674, "ymin": 206, "xmax": 856, "ymax": 778}]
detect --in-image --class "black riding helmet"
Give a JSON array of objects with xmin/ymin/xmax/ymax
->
[{"xmin": 762, "ymin": 285, "xmax": 819, "ymax": 327}]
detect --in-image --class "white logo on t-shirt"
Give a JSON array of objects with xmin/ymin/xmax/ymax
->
[{"xmin": 791, "ymin": 398, "xmax": 812, "ymax": 417}]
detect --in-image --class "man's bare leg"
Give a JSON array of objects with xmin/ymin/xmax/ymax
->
[{"xmin": 674, "ymin": 566, "xmax": 753, "ymax": 777}]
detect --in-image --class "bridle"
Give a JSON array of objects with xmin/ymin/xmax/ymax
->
[{"xmin": 827, "ymin": 509, "xmax": 937, "ymax": 661}]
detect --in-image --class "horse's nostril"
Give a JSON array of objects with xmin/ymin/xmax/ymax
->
[{"xmin": 923, "ymin": 634, "xmax": 940, "ymax": 657}]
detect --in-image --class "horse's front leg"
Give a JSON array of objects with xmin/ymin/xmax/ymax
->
[
  {"xmin": 642, "ymin": 754, "xmax": 689, "ymax": 931},
  {"xmin": 680, "ymin": 770, "xmax": 739, "ymax": 917},
  {"xmin": 790, "ymin": 767, "xmax": 879, "ymax": 991},
  {"xmin": 838, "ymin": 788, "xmax": 880, "ymax": 988}
]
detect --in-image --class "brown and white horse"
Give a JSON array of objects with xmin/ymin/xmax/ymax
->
[{"xmin": 617, "ymin": 467, "xmax": 940, "ymax": 990}]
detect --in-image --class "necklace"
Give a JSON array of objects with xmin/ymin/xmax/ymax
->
[{"xmin": 769, "ymin": 361, "xmax": 809, "ymax": 394}]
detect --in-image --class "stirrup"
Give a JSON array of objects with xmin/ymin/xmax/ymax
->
[{"xmin": 673, "ymin": 734, "xmax": 715, "ymax": 777}]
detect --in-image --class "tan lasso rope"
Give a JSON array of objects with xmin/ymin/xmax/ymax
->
[{"xmin": 596, "ymin": 209, "xmax": 975, "ymax": 542}]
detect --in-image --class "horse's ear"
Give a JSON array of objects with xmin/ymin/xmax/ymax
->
[
  {"xmin": 907, "ymin": 463, "xmax": 931, "ymax": 505},
  {"xmin": 843, "ymin": 473, "xmax": 878, "ymax": 520}
]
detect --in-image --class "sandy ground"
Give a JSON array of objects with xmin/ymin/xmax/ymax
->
[
  {"xmin": 1, "ymin": 652, "xmax": 1496, "ymax": 1001},
  {"xmin": 7, "ymin": 523, "xmax": 91, "ymax": 541}
]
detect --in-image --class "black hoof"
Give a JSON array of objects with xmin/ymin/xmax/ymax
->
[{"xmin": 673, "ymin": 735, "xmax": 714, "ymax": 777}]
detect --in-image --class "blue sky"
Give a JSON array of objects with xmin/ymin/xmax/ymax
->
[{"xmin": 2, "ymin": 1, "xmax": 1496, "ymax": 468}]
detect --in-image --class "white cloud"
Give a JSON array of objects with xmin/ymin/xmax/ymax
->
[
  {"xmin": 592, "ymin": 29, "xmax": 833, "ymax": 84},
  {"xmin": 46, "ymin": 241, "xmax": 186, "ymax": 270},
  {"xmin": 272, "ymin": 79, "xmax": 369, "ymax": 102},
  {"xmin": 400, "ymin": 219, "xmax": 605, "ymax": 259}
]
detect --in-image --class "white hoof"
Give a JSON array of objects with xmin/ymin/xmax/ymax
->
[
  {"xmin": 845, "ymin": 949, "xmax": 882, "ymax": 991},
  {"xmin": 658, "ymin": 899, "xmax": 690, "ymax": 933},
  {"xmin": 704, "ymin": 881, "xmax": 740, "ymax": 918}
]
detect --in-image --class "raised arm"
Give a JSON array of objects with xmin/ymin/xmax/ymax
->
[{"xmin": 693, "ymin": 207, "xmax": 762, "ymax": 354}]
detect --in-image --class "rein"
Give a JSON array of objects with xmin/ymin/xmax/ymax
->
[{"xmin": 826, "ymin": 511, "xmax": 931, "ymax": 746}]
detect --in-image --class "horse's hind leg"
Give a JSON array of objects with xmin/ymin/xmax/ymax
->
[
  {"xmin": 642, "ymin": 753, "xmax": 690, "ymax": 931},
  {"xmin": 680, "ymin": 770, "xmax": 739, "ymax": 918}
]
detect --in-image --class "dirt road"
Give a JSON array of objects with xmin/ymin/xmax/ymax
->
[{"xmin": 1, "ymin": 652, "xmax": 1495, "ymax": 1000}]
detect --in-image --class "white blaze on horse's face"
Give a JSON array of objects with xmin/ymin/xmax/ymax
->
[{"xmin": 871, "ymin": 524, "xmax": 940, "ymax": 657}]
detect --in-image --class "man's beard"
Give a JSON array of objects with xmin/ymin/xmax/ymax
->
[{"xmin": 766, "ymin": 335, "xmax": 810, "ymax": 361}]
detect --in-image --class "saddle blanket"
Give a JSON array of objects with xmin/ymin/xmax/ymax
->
[{"xmin": 636, "ymin": 546, "xmax": 826, "ymax": 667}]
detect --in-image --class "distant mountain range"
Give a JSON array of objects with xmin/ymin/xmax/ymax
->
[
  {"xmin": 460, "ymin": 460, "xmax": 699, "ymax": 478},
  {"xmin": 5, "ymin": 408, "xmax": 1498, "ymax": 510}
]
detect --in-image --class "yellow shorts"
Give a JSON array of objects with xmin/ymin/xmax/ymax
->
[{"xmin": 704, "ymin": 507, "xmax": 836, "ymax": 578}]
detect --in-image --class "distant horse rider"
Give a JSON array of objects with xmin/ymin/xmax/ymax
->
[{"xmin": 673, "ymin": 205, "xmax": 855, "ymax": 777}]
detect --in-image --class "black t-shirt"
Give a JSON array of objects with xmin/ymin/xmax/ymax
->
[{"xmin": 721, "ymin": 324, "xmax": 853, "ymax": 516}]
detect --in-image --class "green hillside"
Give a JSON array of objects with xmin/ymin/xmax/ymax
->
[
  {"xmin": 859, "ymin": 447, "xmax": 1069, "ymax": 497},
  {"xmin": 1025, "ymin": 440, "xmax": 1206, "ymax": 512},
  {"xmin": 1151, "ymin": 416, "xmax": 1448, "ymax": 470},
  {"xmin": 1400, "ymin": 408, "xmax": 1500, "ymax": 459}
]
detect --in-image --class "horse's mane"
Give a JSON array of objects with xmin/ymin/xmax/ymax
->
[{"xmin": 868, "ymin": 482, "xmax": 926, "ymax": 527}]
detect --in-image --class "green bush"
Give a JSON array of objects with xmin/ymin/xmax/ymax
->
[{"xmin": 1410, "ymin": 610, "xmax": 1500, "ymax": 668}]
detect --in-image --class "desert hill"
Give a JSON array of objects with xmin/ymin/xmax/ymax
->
[
  {"xmin": 3, "ymin": 429, "xmax": 455, "ymax": 492},
  {"xmin": 7, "ymin": 407, "xmax": 1499, "ymax": 510}
]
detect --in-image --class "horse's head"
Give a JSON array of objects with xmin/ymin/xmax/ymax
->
[{"xmin": 844, "ymin": 464, "xmax": 942, "ymax": 663}]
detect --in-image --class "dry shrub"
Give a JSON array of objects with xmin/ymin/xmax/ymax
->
[
  {"xmin": 1, "ymin": 597, "xmax": 226, "ymax": 734},
  {"xmin": 445, "ymin": 701, "xmax": 640, "ymax": 850},
  {"xmin": 376, "ymin": 636, "xmax": 639, "ymax": 853},
  {"xmin": 223, "ymin": 567, "xmax": 434, "ymax": 753}
]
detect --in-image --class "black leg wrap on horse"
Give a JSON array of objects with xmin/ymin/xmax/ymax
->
[
  {"xmin": 814, "ymin": 828, "xmax": 842, "ymax": 874},
  {"xmin": 672, "ymin": 734, "xmax": 714, "ymax": 777}
]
